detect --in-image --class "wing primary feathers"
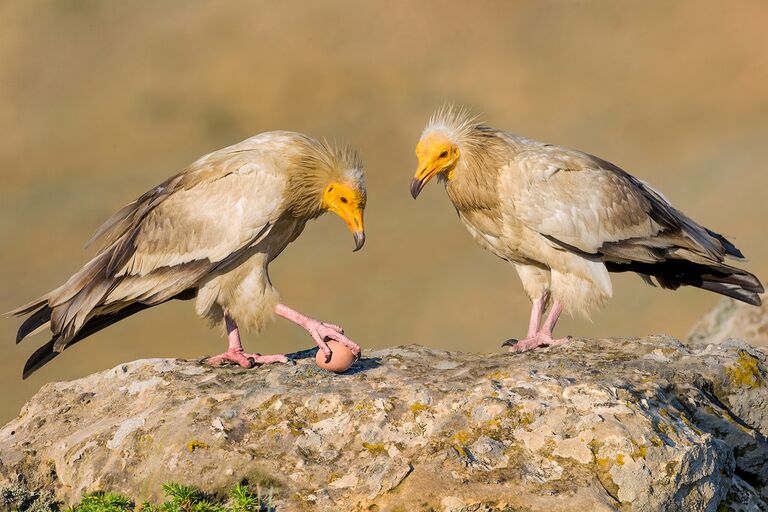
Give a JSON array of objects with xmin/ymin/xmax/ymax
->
[
  {"xmin": 22, "ymin": 340, "xmax": 59, "ymax": 380},
  {"xmin": 105, "ymin": 228, "xmax": 140, "ymax": 277},
  {"xmin": 696, "ymin": 281, "xmax": 761, "ymax": 306},
  {"xmin": 637, "ymin": 273, "xmax": 657, "ymax": 288},
  {"xmin": 638, "ymin": 182, "xmax": 740, "ymax": 262},
  {"xmin": 704, "ymin": 228, "xmax": 745, "ymax": 260},
  {"xmin": 606, "ymin": 260, "xmax": 763, "ymax": 306},
  {"xmin": 16, "ymin": 305, "xmax": 52, "ymax": 343},
  {"xmin": 590, "ymin": 158, "xmax": 740, "ymax": 263},
  {"xmin": 5, "ymin": 298, "xmax": 48, "ymax": 318}
]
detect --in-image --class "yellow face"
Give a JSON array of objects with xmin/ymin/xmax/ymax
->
[
  {"xmin": 322, "ymin": 182, "xmax": 366, "ymax": 251},
  {"xmin": 411, "ymin": 133, "xmax": 460, "ymax": 198}
]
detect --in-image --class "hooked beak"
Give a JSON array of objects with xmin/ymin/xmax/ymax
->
[
  {"xmin": 353, "ymin": 230, "xmax": 365, "ymax": 252},
  {"xmin": 410, "ymin": 176, "xmax": 426, "ymax": 199},
  {"xmin": 410, "ymin": 165, "xmax": 438, "ymax": 199},
  {"xmin": 337, "ymin": 206, "xmax": 365, "ymax": 252},
  {"xmin": 323, "ymin": 183, "xmax": 366, "ymax": 252}
]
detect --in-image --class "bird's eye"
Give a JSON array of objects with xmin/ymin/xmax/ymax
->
[
  {"xmin": 439, "ymin": 150, "xmax": 448, "ymax": 158},
  {"xmin": 340, "ymin": 197, "xmax": 348, "ymax": 204}
]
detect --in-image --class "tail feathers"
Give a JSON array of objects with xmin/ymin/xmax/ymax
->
[
  {"xmin": 24, "ymin": 302, "xmax": 154, "ymax": 379},
  {"xmin": 607, "ymin": 259, "xmax": 763, "ymax": 306},
  {"xmin": 6, "ymin": 297, "xmax": 48, "ymax": 318},
  {"xmin": 11, "ymin": 249, "xmax": 115, "ymax": 345},
  {"xmin": 23, "ymin": 339, "xmax": 59, "ymax": 379},
  {"xmin": 705, "ymin": 228, "xmax": 745, "ymax": 260},
  {"xmin": 16, "ymin": 305, "xmax": 52, "ymax": 343},
  {"xmin": 697, "ymin": 281, "xmax": 762, "ymax": 306},
  {"xmin": 22, "ymin": 289, "xmax": 196, "ymax": 379},
  {"xmin": 50, "ymin": 279, "xmax": 114, "ymax": 349}
]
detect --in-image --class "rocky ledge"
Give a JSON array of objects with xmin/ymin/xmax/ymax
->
[{"xmin": 1, "ymin": 336, "xmax": 767, "ymax": 512}]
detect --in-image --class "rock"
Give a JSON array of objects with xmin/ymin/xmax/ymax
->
[
  {"xmin": 1, "ymin": 337, "xmax": 767, "ymax": 511},
  {"xmin": 688, "ymin": 295, "xmax": 768, "ymax": 347}
]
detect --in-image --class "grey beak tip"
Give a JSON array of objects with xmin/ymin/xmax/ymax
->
[
  {"xmin": 353, "ymin": 232, "xmax": 365, "ymax": 252},
  {"xmin": 410, "ymin": 178, "xmax": 423, "ymax": 199}
]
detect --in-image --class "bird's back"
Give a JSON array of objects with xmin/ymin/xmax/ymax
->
[{"xmin": 458, "ymin": 127, "xmax": 762, "ymax": 305}]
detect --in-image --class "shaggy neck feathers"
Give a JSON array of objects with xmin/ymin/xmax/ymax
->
[
  {"xmin": 285, "ymin": 137, "xmax": 365, "ymax": 219},
  {"xmin": 424, "ymin": 107, "xmax": 507, "ymax": 213}
]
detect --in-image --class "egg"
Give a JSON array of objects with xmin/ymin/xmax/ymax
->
[{"xmin": 315, "ymin": 340, "xmax": 357, "ymax": 373}]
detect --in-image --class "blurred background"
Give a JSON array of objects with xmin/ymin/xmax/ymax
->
[{"xmin": 1, "ymin": 0, "xmax": 767, "ymax": 423}]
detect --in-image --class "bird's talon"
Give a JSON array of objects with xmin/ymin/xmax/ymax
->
[
  {"xmin": 507, "ymin": 334, "xmax": 571, "ymax": 352},
  {"xmin": 322, "ymin": 322, "xmax": 344, "ymax": 334},
  {"xmin": 206, "ymin": 349, "xmax": 290, "ymax": 368}
]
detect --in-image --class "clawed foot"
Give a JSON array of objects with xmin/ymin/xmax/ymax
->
[
  {"xmin": 273, "ymin": 305, "xmax": 362, "ymax": 362},
  {"xmin": 502, "ymin": 334, "xmax": 572, "ymax": 353},
  {"xmin": 308, "ymin": 321, "xmax": 361, "ymax": 362},
  {"xmin": 206, "ymin": 349, "xmax": 289, "ymax": 368}
]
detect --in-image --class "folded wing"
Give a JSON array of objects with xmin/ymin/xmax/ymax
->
[
  {"xmin": 11, "ymin": 148, "xmax": 288, "ymax": 376},
  {"xmin": 505, "ymin": 145, "xmax": 763, "ymax": 304}
]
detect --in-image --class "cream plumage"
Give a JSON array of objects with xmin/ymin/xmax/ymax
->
[
  {"xmin": 411, "ymin": 107, "xmax": 763, "ymax": 351},
  {"xmin": 12, "ymin": 131, "xmax": 366, "ymax": 377}
]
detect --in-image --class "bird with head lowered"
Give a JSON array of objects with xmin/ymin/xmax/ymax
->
[
  {"xmin": 411, "ymin": 106, "xmax": 763, "ymax": 352},
  {"xmin": 11, "ymin": 131, "xmax": 366, "ymax": 378}
]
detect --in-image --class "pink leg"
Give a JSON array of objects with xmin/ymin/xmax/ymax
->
[
  {"xmin": 275, "ymin": 303, "xmax": 360, "ymax": 362},
  {"xmin": 206, "ymin": 315, "xmax": 289, "ymax": 368},
  {"xmin": 526, "ymin": 295, "xmax": 548, "ymax": 338},
  {"xmin": 540, "ymin": 300, "xmax": 563, "ymax": 337},
  {"xmin": 504, "ymin": 299, "xmax": 571, "ymax": 353}
]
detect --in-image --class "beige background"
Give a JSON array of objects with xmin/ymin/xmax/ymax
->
[{"xmin": 1, "ymin": 1, "xmax": 767, "ymax": 424}]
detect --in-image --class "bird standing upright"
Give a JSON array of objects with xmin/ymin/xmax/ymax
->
[
  {"xmin": 11, "ymin": 131, "xmax": 366, "ymax": 377},
  {"xmin": 411, "ymin": 106, "xmax": 763, "ymax": 352}
]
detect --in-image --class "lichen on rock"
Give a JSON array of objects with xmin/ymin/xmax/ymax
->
[{"xmin": 0, "ymin": 337, "xmax": 767, "ymax": 511}]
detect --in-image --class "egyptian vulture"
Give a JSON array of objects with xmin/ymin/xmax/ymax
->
[
  {"xmin": 411, "ymin": 107, "xmax": 763, "ymax": 352},
  {"xmin": 12, "ymin": 131, "xmax": 366, "ymax": 377}
]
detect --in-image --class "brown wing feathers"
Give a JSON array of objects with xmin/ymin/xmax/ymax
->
[
  {"xmin": 9, "ymin": 170, "xmax": 203, "ymax": 375},
  {"xmin": 12, "ymin": 188, "xmax": 277, "ymax": 379},
  {"xmin": 605, "ymin": 259, "xmax": 763, "ymax": 305},
  {"xmin": 22, "ymin": 289, "xmax": 196, "ymax": 379},
  {"xmin": 584, "ymin": 159, "xmax": 763, "ymax": 304},
  {"xmin": 15, "ymin": 303, "xmax": 52, "ymax": 343},
  {"xmin": 508, "ymin": 146, "xmax": 762, "ymax": 306}
]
